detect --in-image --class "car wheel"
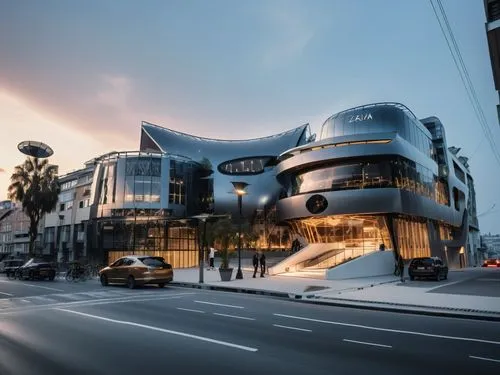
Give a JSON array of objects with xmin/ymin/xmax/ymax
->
[
  {"xmin": 29, "ymin": 271, "xmax": 35, "ymax": 281},
  {"xmin": 127, "ymin": 276, "xmax": 136, "ymax": 289},
  {"xmin": 444, "ymin": 273, "xmax": 448, "ymax": 280},
  {"xmin": 158, "ymin": 283, "xmax": 165, "ymax": 288},
  {"xmin": 48, "ymin": 271, "xmax": 55, "ymax": 281},
  {"xmin": 100, "ymin": 274, "xmax": 108, "ymax": 286}
]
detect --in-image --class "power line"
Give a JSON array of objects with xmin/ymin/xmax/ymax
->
[
  {"xmin": 429, "ymin": 0, "xmax": 500, "ymax": 168},
  {"xmin": 470, "ymin": 135, "xmax": 484, "ymax": 159},
  {"xmin": 436, "ymin": 0, "xmax": 500, "ymax": 157}
]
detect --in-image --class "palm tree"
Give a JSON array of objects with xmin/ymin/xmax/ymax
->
[{"xmin": 8, "ymin": 157, "xmax": 60, "ymax": 257}]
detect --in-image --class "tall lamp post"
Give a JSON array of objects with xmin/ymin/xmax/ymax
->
[
  {"xmin": 191, "ymin": 213, "xmax": 230, "ymax": 284},
  {"xmin": 231, "ymin": 181, "xmax": 249, "ymax": 280}
]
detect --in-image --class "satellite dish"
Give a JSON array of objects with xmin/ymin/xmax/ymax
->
[{"xmin": 17, "ymin": 141, "xmax": 54, "ymax": 158}]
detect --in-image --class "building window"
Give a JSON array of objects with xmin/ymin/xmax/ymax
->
[
  {"xmin": 126, "ymin": 157, "xmax": 161, "ymax": 176},
  {"xmin": 61, "ymin": 180, "xmax": 77, "ymax": 191},
  {"xmin": 218, "ymin": 157, "xmax": 273, "ymax": 175},
  {"xmin": 453, "ymin": 161, "xmax": 466, "ymax": 184},
  {"xmin": 169, "ymin": 160, "xmax": 186, "ymax": 205}
]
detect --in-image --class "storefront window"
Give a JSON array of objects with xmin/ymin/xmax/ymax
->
[
  {"xmin": 284, "ymin": 157, "xmax": 449, "ymax": 206},
  {"xmin": 289, "ymin": 215, "xmax": 392, "ymax": 268}
]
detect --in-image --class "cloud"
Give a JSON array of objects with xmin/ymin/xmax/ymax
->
[{"xmin": 95, "ymin": 75, "xmax": 132, "ymax": 111}]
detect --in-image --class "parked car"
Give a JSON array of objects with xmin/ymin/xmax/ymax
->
[
  {"xmin": 16, "ymin": 258, "xmax": 57, "ymax": 281},
  {"xmin": 408, "ymin": 257, "xmax": 448, "ymax": 281},
  {"xmin": 482, "ymin": 258, "xmax": 500, "ymax": 267},
  {"xmin": 0, "ymin": 259, "xmax": 25, "ymax": 274},
  {"xmin": 99, "ymin": 255, "xmax": 173, "ymax": 289}
]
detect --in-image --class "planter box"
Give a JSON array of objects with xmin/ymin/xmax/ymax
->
[{"xmin": 219, "ymin": 268, "xmax": 233, "ymax": 281}]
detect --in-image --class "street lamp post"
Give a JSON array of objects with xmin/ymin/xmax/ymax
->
[
  {"xmin": 231, "ymin": 181, "xmax": 249, "ymax": 280},
  {"xmin": 191, "ymin": 213, "xmax": 230, "ymax": 284}
]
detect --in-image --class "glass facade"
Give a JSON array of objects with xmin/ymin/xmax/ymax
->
[
  {"xmin": 124, "ymin": 157, "xmax": 162, "ymax": 203},
  {"xmin": 289, "ymin": 215, "xmax": 392, "ymax": 268},
  {"xmin": 393, "ymin": 216, "xmax": 431, "ymax": 259},
  {"xmin": 169, "ymin": 160, "xmax": 186, "ymax": 205},
  {"xmin": 282, "ymin": 156, "xmax": 450, "ymax": 206},
  {"xmin": 320, "ymin": 105, "xmax": 435, "ymax": 159},
  {"xmin": 218, "ymin": 156, "xmax": 273, "ymax": 175},
  {"xmin": 101, "ymin": 219, "xmax": 198, "ymax": 268}
]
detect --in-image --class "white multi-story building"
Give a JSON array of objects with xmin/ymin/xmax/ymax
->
[
  {"xmin": 481, "ymin": 233, "xmax": 500, "ymax": 257},
  {"xmin": 43, "ymin": 163, "xmax": 95, "ymax": 263}
]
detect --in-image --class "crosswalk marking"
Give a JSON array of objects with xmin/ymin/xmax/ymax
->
[
  {"xmin": 51, "ymin": 293, "xmax": 87, "ymax": 301},
  {"xmin": 29, "ymin": 296, "xmax": 58, "ymax": 304},
  {"xmin": 0, "ymin": 288, "xmax": 179, "ymax": 310}
]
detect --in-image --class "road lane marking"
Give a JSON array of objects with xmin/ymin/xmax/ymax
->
[
  {"xmin": 273, "ymin": 313, "xmax": 500, "ymax": 345},
  {"xmin": 469, "ymin": 355, "xmax": 500, "ymax": 363},
  {"xmin": 343, "ymin": 339, "xmax": 392, "ymax": 348},
  {"xmin": 177, "ymin": 308, "xmax": 205, "ymax": 314},
  {"xmin": 0, "ymin": 292, "xmax": 196, "ymax": 315},
  {"xmin": 0, "ymin": 292, "xmax": 13, "ymax": 296},
  {"xmin": 21, "ymin": 284, "xmax": 64, "ymax": 292},
  {"xmin": 273, "ymin": 324, "xmax": 311, "ymax": 332},
  {"xmin": 425, "ymin": 278, "xmax": 471, "ymax": 291},
  {"xmin": 56, "ymin": 308, "xmax": 258, "ymax": 352},
  {"xmin": 29, "ymin": 296, "xmax": 58, "ymax": 303},
  {"xmin": 52, "ymin": 293, "xmax": 88, "ymax": 301},
  {"xmin": 20, "ymin": 299, "xmax": 31, "ymax": 303},
  {"xmin": 194, "ymin": 300, "xmax": 244, "ymax": 309},
  {"xmin": 213, "ymin": 313, "xmax": 255, "ymax": 321}
]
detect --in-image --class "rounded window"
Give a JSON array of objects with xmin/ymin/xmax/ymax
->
[{"xmin": 217, "ymin": 156, "xmax": 274, "ymax": 175}]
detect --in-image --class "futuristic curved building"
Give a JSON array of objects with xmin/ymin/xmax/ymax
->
[
  {"xmin": 139, "ymin": 121, "xmax": 311, "ymax": 217},
  {"xmin": 65, "ymin": 123, "xmax": 311, "ymax": 267},
  {"xmin": 36, "ymin": 102, "xmax": 478, "ymax": 275},
  {"xmin": 269, "ymin": 103, "xmax": 476, "ymax": 278}
]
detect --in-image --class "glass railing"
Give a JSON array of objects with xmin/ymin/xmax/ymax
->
[{"xmin": 296, "ymin": 246, "xmax": 376, "ymax": 271}]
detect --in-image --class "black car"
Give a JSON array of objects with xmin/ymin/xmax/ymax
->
[
  {"xmin": 16, "ymin": 258, "xmax": 56, "ymax": 281},
  {"xmin": 408, "ymin": 257, "xmax": 448, "ymax": 281}
]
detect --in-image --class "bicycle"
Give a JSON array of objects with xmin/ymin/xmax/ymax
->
[
  {"xmin": 7, "ymin": 267, "xmax": 20, "ymax": 280},
  {"xmin": 65, "ymin": 268, "xmax": 83, "ymax": 282}
]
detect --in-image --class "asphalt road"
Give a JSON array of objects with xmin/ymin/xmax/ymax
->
[
  {"xmin": 429, "ymin": 268, "xmax": 500, "ymax": 297},
  {"xmin": 1, "ymin": 276, "xmax": 500, "ymax": 375}
]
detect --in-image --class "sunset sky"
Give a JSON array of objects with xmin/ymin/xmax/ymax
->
[{"xmin": 0, "ymin": 0, "xmax": 499, "ymax": 232}]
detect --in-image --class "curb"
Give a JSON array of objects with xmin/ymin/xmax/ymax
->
[
  {"xmin": 171, "ymin": 281, "xmax": 500, "ymax": 322},
  {"xmin": 294, "ymin": 297, "xmax": 500, "ymax": 322},
  {"xmin": 170, "ymin": 281, "xmax": 290, "ymax": 298}
]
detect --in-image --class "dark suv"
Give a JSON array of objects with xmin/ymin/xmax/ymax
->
[
  {"xmin": 17, "ymin": 258, "xmax": 56, "ymax": 281},
  {"xmin": 408, "ymin": 257, "xmax": 448, "ymax": 281}
]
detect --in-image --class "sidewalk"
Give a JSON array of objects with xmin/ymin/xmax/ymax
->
[{"xmin": 172, "ymin": 267, "xmax": 500, "ymax": 321}]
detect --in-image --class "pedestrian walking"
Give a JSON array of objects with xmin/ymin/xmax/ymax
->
[
  {"xmin": 398, "ymin": 255, "xmax": 405, "ymax": 282},
  {"xmin": 252, "ymin": 251, "xmax": 259, "ymax": 278},
  {"xmin": 208, "ymin": 247, "xmax": 217, "ymax": 270},
  {"xmin": 259, "ymin": 253, "xmax": 266, "ymax": 277}
]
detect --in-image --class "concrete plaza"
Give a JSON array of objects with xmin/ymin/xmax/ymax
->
[{"xmin": 172, "ymin": 265, "xmax": 500, "ymax": 319}]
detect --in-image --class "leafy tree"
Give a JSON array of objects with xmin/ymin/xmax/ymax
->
[
  {"xmin": 8, "ymin": 157, "xmax": 60, "ymax": 257},
  {"xmin": 205, "ymin": 217, "xmax": 238, "ymax": 269}
]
